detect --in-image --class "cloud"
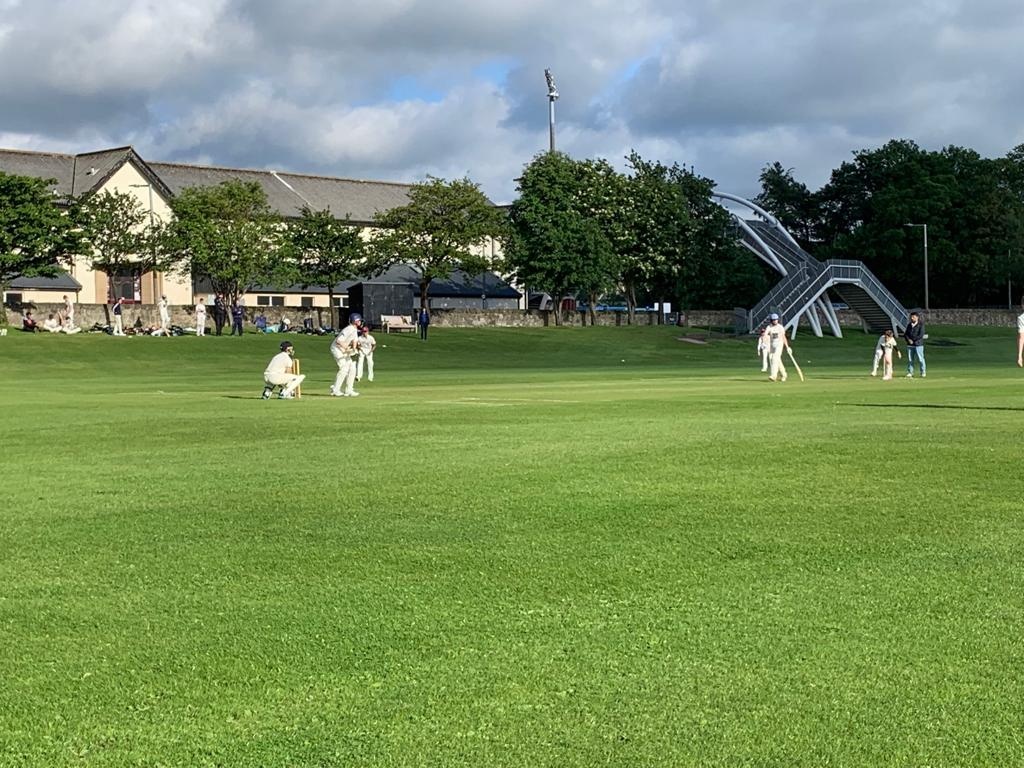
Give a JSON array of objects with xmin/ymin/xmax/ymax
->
[{"xmin": 1, "ymin": 0, "xmax": 1023, "ymax": 203}]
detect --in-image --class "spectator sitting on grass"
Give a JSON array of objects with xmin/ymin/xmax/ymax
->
[
  {"xmin": 254, "ymin": 311, "xmax": 268, "ymax": 333},
  {"xmin": 43, "ymin": 313, "xmax": 61, "ymax": 333},
  {"xmin": 22, "ymin": 310, "xmax": 39, "ymax": 332}
]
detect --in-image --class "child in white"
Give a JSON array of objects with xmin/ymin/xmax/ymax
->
[
  {"xmin": 878, "ymin": 329, "xmax": 901, "ymax": 380},
  {"xmin": 330, "ymin": 314, "xmax": 362, "ymax": 397},
  {"xmin": 62, "ymin": 295, "xmax": 75, "ymax": 329},
  {"xmin": 262, "ymin": 342, "xmax": 305, "ymax": 399},
  {"xmin": 195, "ymin": 298, "xmax": 207, "ymax": 337},
  {"xmin": 356, "ymin": 327, "xmax": 376, "ymax": 382},
  {"xmin": 765, "ymin": 314, "xmax": 789, "ymax": 382},
  {"xmin": 756, "ymin": 326, "xmax": 770, "ymax": 372}
]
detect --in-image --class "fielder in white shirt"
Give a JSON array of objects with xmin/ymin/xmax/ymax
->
[
  {"xmin": 876, "ymin": 329, "xmax": 901, "ymax": 380},
  {"xmin": 356, "ymin": 326, "xmax": 377, "ymax": 382},
  {"xmin": 765, "ymin": 313, "xmax": 791, "ymax": 382},
  {"xmin": 756, "ymin": 326, "xmax": 770, "ymax": 372},
  {"xmin": 262, "ymin": 340, "xmax": 305, "ymax": 399},
  {"xmin": 195, "ymin": 297, "xmax": 207, "ymax": 337},
  {"xmin": 62, "ymin": 294, "xmax": 75, "ymax": 329},
  {"xmin": 1016, "ymin": 306, "xmax": 1024, "ymax": 367},
  {"xmin": 158, "ymin": 295, "xmax": 172, "ymax": 336},
  {"xmin": 330, "ymin": 312, "xmax": 363, "ymax": 397}
]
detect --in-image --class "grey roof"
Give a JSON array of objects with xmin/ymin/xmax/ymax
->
[
  {"xmin": 148, "ymin": 162, "xmax": 415, "ymax": 222},
  {"xmin": 0, "ymin": 149, "xmax": 75, "ymax": 196},
  {"xmin": 9, "ymin": 272, "xmax": 83, "ymax": 291},
  {"xmin": 0, "ymin": 145, "xmax": 421, "ymax": 221},
  {"xmin": 248, "ymin": 264, "xmax": 519, "ymax": 299}
]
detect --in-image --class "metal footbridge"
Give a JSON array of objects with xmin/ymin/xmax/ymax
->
[{"xmin": 715, "ymin": 192, "xmax": 909, "ymax": 338}]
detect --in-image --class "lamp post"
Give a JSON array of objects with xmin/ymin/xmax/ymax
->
[
  {"xmin": 905, "ymin": 223, "xmax": 929, "ymax": 311},
  {"xmin": 544, "ymin": 68, "xmax": 558, "ymax": 153}
]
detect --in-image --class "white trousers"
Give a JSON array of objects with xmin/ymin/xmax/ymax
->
[
  {"xmin": 357, "ymin": 352, "xmax": 374, "ymax": 381},
  {"xmin": 196, "ymin": 315, "xmax": 206, "ymax": 336},
  {"xmin": 332, "ymin": 352, "xmax": 357, "ymax": 394},
  {"xmin": 264, "ymin": 372, "xmax": 305, "ymax": 395},
  {"xmin": 769, "ymin": 349, "xmax": 787, "ymax": 381},
  {"xmin": 759, "ymin": 346, "xmax": 769, "ymax": 372},
  {"xmin": 871, "ymin": 349, "xmax": 883, "ymax": 375},
  {"xmin": 113, "ymin": 315, "xmax": 123, "ymax": 335}
]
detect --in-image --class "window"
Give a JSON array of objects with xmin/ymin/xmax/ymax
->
[
  {"xmin": 333, "ymin": 296, "xmax": 349, "ymax": 308},
  {"xmin": 300, "ymin": 296, "xmax": 314, "ymax": 307},
  {"xmin": 108, "ymin": 269, "xmax": 141, "ymax": 303},
  {"xmin": 4, "ymin": 292, "xmax": 23, "ymax": 305},
  {"xmin": 271, "ymin": 296, "xmax": 284, "ymax": 307},
  {"xmin": 256, "ymin": 296, "xmax": 271, "ymax": 306}
]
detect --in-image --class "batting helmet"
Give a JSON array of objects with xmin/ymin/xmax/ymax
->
[
  {"xmin": 349, "ymin": 313, "xmax": 363, "ymax": 324},
  {"xmin": 280, "ymin": 340, "xmax": 294, "ymax": 351}
]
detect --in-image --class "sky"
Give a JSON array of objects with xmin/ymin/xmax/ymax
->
[{"xmin": 2, "ymin": 0, "xmax": 1023, "ymax": 204}]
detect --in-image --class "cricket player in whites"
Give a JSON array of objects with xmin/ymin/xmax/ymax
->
[
  {"xmin": 330, "ymin": 312, "xmax": 362, "ymax": 397},
  {"xmin": 1016, "ymin": 301, "xmax": 1024, "ymax": 367},
  {"xmin": 765, "ymin": 313, "xmax": 791, "ymax": 382},
  {"xmin": 356, "ymin": 325, "xmax": 377, "ymax": 382},
  {"xmin": 262, "ymin": 340, "xmax": 305, "ymax": 399},
  {"xmin": 756, "ymin": 325, "xmax": 770, "ymax": 372}
]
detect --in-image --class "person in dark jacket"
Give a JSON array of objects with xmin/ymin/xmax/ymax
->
[
  {"xmin": 213, "ymin": 293, "xmax": 227, "ymax": 335},
  {"xmin": 903, "ymin": 311, "xmax": 926, "ymax": 377},
  {"xmin": 230, "ymin": 302, "xmax": 245, "ymax": 336},
  {"xmin": 418, "ymin": 307, "xmax": 430, "ymax": 341}
]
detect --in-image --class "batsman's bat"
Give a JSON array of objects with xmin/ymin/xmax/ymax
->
[{"xmin": 786, "ymin": 347, "xmax": 804, "ymax": 381}]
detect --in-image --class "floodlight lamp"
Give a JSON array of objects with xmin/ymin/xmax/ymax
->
[{"xmin": 545, "ymin": 68, "xmax": 559, "ymax": 100}]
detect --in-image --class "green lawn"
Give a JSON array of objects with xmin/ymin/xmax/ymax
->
[{"xmin": 1, "ymin": 325, "xmax": 1022, "ymax": 767}]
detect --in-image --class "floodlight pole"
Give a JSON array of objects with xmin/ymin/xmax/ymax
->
[
  {"xmin": 545, "ymin": 68, "xmax": 559, "ymax": 153},
  {"xmin": 905, "ymin": 223, "xmax": 929, "ymax": 311}
]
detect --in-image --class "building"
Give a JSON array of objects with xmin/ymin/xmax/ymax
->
[{"xmin": 0, "ymin": 145, "xmax": 516, "ymax": 311}]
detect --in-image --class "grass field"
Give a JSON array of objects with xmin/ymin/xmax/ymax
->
[{"xmin": 2, "ymin": 324, "xmax": 1023, "ymax": 767}]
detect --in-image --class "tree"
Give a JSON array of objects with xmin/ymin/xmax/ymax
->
[
  {"xmin": 161, "ymin": 180, "xmax": 284, "ymax": 304},
  {"xmin": 753, "ymin": 161, "xmax": 820, "ymax": 247},
  {"xmin": 506, "ymin": 152, "xmax": 619, "ymax": 326},
  {"xmin": 370, "ymin": 176, "xmax": 506, "ymax": 311},
  {"xmin": 76, "ymin": 189, "xmax": 156, "ymax": 302},
  {"xmin": 0, "ymin": 171, "xmax": 80, "ymax": 321},
  {"xmin": 287, "ymin": 207, "xmax": 366, "ymax": 328}
]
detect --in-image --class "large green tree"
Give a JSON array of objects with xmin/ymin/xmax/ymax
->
[
  {"xmin": 76, "ymin": 189, "xmax": 157, "ymax": 302},
  {"xmin": 506, "ymin": 152, "xmax": 619, "ymax": 326},
  {"xmin": 287, "ymin": 207, "xmax": 366, "ymax": 328},
  {"xmin": 0, "ymin": 171, "xmax": 80, "ymax": 320},
  {"xmin": 161, "ymin": 180, "xmax": 284, "ymax": 303},
  {"xmin": 370, "ymin": 177, "xmax": 506, "ymax": 311},
  {"xmin": 754, "ymin": 161, "xmax": 820, "ymax": 248}
]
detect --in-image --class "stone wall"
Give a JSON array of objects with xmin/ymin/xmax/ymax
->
[{"xmin": 6, "ymin": 303, "xmax": 1021, "ymax": 331}]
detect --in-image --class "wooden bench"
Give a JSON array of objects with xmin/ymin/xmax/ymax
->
[{"xmin": 381, "ymin": 314, "xmax": 416, "ymax": 333}]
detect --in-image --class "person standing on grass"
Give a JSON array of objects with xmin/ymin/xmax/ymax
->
[
  {"xmin": 158, "ymin": 295, "xmax": 172, "ymax": 337},
  {"xmin": 765, "ymin": 313, "xmax": 791, "ymax": 382},
  {"xmin": 230, "ymin": 301, "xmax": 245, "ymax": 336},
  {"xmin": 195, "ymin": 297, "xmax": 207, "ymax": 337},
  {"xmin": 262, "ymin": 340, "xmax": 305, "ymax": 399},
  {"xmin": 877, "ymin": 329, "xmax": 901, "ymax": 380},
  {"xmin": 1016, "ymin": 302, "xmax": 1024, "ymax": 367},
  {"xmin": 756, "ymin": 325, "xmax": 770, "ymax": 372},
  {"xmin": 356, "ymin": 325, "xmax": 377, "ymax": 383},
  {"xmin": 329, "ymin": 312, "xmax": 362, "ymax": 397},
  {"xmin": 213, "ymin": 293, "xmax": 227, "ymax": 335},
  {"xmin": 903, "ymin": 311, "xmax": 926, "ymax": 378},
  {"xmin": 112, "ymin": 297, "xmax": 125, "ymax": 336},
  {"xmin": 418, "ymin": 307, "xmax": 430, "ymax": 341}
]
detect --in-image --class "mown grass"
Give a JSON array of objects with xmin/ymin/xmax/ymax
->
[{"xmin": 1, "ymin": 324, "xmax": 1023, "ymax": 767}]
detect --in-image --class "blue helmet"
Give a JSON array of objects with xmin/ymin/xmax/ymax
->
[{"xmin": 349, "ymin": 313, "xmax": 363, "ymax": 324}]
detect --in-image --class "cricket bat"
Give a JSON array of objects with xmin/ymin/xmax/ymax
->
[{"xmin": 786, "ymin": 347, "xmax": 804, "ymax": 381}]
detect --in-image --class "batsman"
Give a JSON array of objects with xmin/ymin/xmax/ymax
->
[{"xmin": 765, "ymin": 313, "xmax": 793, "ymax": 383}]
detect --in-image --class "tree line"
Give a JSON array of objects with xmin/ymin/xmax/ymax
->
[{"xmin": 6, "ymin": 138, "xmax": 1024, "ymax": 327}]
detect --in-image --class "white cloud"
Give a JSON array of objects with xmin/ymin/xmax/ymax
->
[{"xmin": 1, "ymin": 0, "xmax": 1023, "ymax": 202}]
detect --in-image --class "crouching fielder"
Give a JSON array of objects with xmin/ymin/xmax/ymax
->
[
  {"xmin": 262, "ymin": 340, "xmax": 305, "ymax": 399},
  {"xmin": 765, "ymin": 313, "xmax": 791, "ymax": 382}
]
